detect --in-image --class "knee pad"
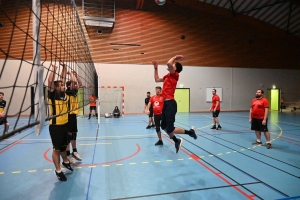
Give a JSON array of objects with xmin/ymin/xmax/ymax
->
[
  {"xmin": 166, "ymin": 126, "xmax": 175, "ymax": 135},
  {"xmin": 71, "ymin": 132, "xmax": 77, "ymax": 140},
  {"xmin": 60, "ymin": 145, "xmax": 67, "ymax": 152},
  {"xmin": 67, "ymin": 134, "xmax": 72, "ymax": 144},
  {"xmin": 156, "ymin": 127, "xmax": 160, "ymax": 133}
]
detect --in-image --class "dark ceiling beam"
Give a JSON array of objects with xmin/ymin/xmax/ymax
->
[
  {"xmin": 242, "ymin": 0, "xmax": 285, "ymax": 14},
  {"xmin": 229, "ymin": 0, "xmax": 235, "ymax": 17},
  {"xmin": 286, "ymin": 2, "xmax": 293, "ymax": 33}
]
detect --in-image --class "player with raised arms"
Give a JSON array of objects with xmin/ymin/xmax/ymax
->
[{"xmin": 152, "ymin": 55, "xmax": 198, "ymax": 153}]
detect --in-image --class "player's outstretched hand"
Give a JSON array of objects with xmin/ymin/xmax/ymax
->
[
  {"xmin": 175, "ymin": 55, "xmax": 184, "ymax": 60},
  {"xmin": 152, "ymin": 60, "xmax": 158, "ymax": 69},
  {"xmin": 51, "ymin": 64, "xmax": 58, "ymax": 71}
]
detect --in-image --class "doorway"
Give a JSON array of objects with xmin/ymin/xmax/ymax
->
[
  {"xmin": 174, "ymin": 88, "xmax": 190, "ymax": 112},
  {"xmin": 267, "ymin": 89, "xmax": 280, "ymax": 111}
]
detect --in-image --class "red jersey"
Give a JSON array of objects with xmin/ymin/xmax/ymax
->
[
  {"xmin": 161, "ymin": 72, "xmax": 179, "ymax": 100},
  {"xmin": 251, "ymin": 97, "xmax": 269, "ymax": 119},
  {"xmin": 212, "ymin": 95, "xmax": 220, "ymax": 110},
  {"xmin": 150, "ymin": 95, "xmax": 164, "ymax": 115}
]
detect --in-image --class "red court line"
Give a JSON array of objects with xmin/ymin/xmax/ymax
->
[
  {"xmin": 162, "ymin": 135, "xmax": 255, "ymax": 200},
  {"xmin": 0, "ymin": 140, "xmax": 23, "ymax": 154},
  {"xmin": 43, "ymin": 144, "xmax": 141, "ymax": 166}
]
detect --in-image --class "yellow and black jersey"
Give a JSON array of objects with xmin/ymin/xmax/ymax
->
[
  {"xmin": 0, "ymin": 100, "xmax": 6, "ymax": 113},
  {"xmin": 48, "ymin": 91, "xmax": 69, "ymax": 125},
  {"xmin": 65, "ymin": 89, "xmax": 79, "ymax": 115}
]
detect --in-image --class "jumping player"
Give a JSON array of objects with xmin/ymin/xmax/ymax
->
[
  {"xmin": 152, "ymin": 55, "xmax": 198, "ymax": 153},
  {"xmin": 48, "ymin": 62, "xmax": 73, "ymax": 181},
  {"xmin": 65, "ymin": 70, "xmax": 82, "ymax": 163},
  {"xmin": 147, "ymin": 86, "xmax": 164, "ymax": 145}
]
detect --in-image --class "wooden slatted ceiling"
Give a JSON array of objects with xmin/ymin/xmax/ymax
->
[{"xmin": 0, "ymin": 0, "xmax": 300, "ymax": 69}]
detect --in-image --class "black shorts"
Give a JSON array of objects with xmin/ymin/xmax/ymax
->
[
  {"xmin": 148, "ymin": 107, "xmax": 153, "ymax": 118},
  {"xmin": 0, "ymin": 117, "xmax": 7, "ymax": 125},
  {"xmin": 49, "ymin": 124, "xmax": 68, "ymax": 151},
  {"xmin": 154, "ymin": 114, "xmax": 162, "ymax": 132},
  {"xmin": 67, "ymin": 114, "xmax": 78, "ymax": 133},
  {"xmin": 90, "ymin": 106, "xmax": 96, "ymax": 111},
  {"xmin": 161, "ymin": 100, "xmax": 177, "ymax": 134},
  {"xmin": 212, "ymin": 110, "xmax": 220, "ymax": 118},
  {"xmin": 251, "ymin": 118, "xmax": 268, "ymax": 132}
]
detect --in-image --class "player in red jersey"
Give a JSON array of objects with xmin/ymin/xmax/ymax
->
[
  {"xmin": 209, "ymin": 89, "xmax": 222, "ymax": 130},
  {"xmin": 147, "ymin": 86, "xmax": 164, "ymax": 145},
  {"xmin": 152, "ymin": 55, "xmax": 198, "ymax": 153},
  {"xmin": 249, "ymin": 89, "xmax": 272, "ymax": 149}
]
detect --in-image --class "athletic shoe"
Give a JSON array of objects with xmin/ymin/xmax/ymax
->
[
  {"xmin": 252, "ymin": 140, "xmax": 263, "ymax": 146},
  {"xmin": 211, "ymin": 125, "xmax": 216, "ymax": 129},
  {"xmin": 175, "ymin": 138, "xmax": 183, "ymax": 154},
  {"xmin": 216, "ymin": 125, "xmax": 222, "ymax": 130},
  {"xmin": 146, "ymin": 125, "xmax": 151, "ymax": 129},
  {"xmin": 67, "ymin": 155, "xmax": 76, "ymax": 164},
  {"xmin": 189, "ymin": 126, "xmax": 198, "ymax": 139},
  {"xmin": 72, "ymin": 152, "xmax": 82, "ymax": 161},
  {"xmin": 267, "ymin": 143, "xmax": 272, "ymax": 149},
  {"xmin": 151, "ymin": 124, "xmax": 156, "ymax": 128},
  {"xmin": 61, "ymin": 162, "xmax": 73, "ymax": 172},
  {"xmin": 155, "ymin": 140, "xmax": 163, "ymax": 146},
  {"xmin": 54, "ymin": 170, "xmax": 67, "ymax": 181}
]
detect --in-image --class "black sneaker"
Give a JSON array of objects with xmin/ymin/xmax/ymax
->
[
  {"xmin": 155, "ymin": 140, "xmax": 163, "ymax": 146},
  {"xmin": 151, "ymin": 124, "xmax": 156, "ymax": 128},
  {"xmin": 211, "ymin": 125, "xmax": 216, "ymax": 129},
  {"xmin": 146, "ymin": 125, "xmax": 151, "ymax": 129},
  {"xmin": 175, "ymin": 138, "xmax": 183, "ymax": 154},
  {"xmin": 189, "ymin": 126, "xmax": 198, "ymax": 139},
  {"xmin": 252, "ymin": 140, "xmax": 263, "ymax": 146},
  {"xmin": 61, "ymin": 162, "xmax": 73, "ymax": 172},
  {"xmin": 54, "ymin": 170, "xmax": 67, "ymax": 181},
  {"xmin": 267, "ymin": 143, "xmax": 272, "ymax": 149},
  {"xmin": 216, "ymin": 125, "xmax": 222, "ymax": 130}
]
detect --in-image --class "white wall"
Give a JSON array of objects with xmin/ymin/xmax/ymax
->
[{"xmin": 96, "ymin": 63, "xmax": 300, "ymax": 113}]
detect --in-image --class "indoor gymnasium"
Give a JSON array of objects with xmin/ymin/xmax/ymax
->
[{"xmin": 0, "ymin": 0, "xmax": 300, "ymax": 199}]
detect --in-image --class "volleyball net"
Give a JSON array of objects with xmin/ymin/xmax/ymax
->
[{"xmin": 0, "ymin": 0, "xmax": 97, "ymax": 139}]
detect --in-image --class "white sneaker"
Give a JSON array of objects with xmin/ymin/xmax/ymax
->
[
  {"xmin": 67, "ymin": 155, "xmax": 76, "ymax": 164},
  {"xmin": 72, "ymin": 152, "xmax": 82, "ymax": 161}
]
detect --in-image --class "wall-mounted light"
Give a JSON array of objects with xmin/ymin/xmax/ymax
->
[
  {"xmin": 273, "ymin": 85, "xmax": 276, "ymax": 89},
  {"xmin": 179, "ymin": 84, "xmax": 184, "ymax": 88}
]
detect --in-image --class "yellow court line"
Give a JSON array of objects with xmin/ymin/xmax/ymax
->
[
  {"xmin": 209, "ymin": 155, "xmax": 214, "ymax": 157},
  {"xmin": 154, "ymin": 160, "xmax": 161, "ymax": 163},
  {"xmin": 102, "ymin": 165, "xmax": 110, "ymax": 167},
  {"xmin": 142, "ymin": 162, "xmax": 149, "ymax": 164},
  {"xmin": 0, "ymin": 172, "xmax": 4, "ymax": 174},
  {"xmin": 116, "ymin": 164, "xmax": 123, "ymax": 166},
  {"xmin": 199, "ymin": 156, "xmax": 205, "ymax": 158},
  {"xmin": 226, "ymin": 152, "xmax": 231, "ymax": 154},
  {"xmin": 178, "ymin": 158, "xmax": 184, "ymax": 161},
  {"xmin": 28, "ymin": 170, "xmax": 37, "ymax": 173},
  {"xmin": 12, "ymin": 171, "xmax": 21, "ymax": 174},
  {"xmin": 166, "ymin": 160, "xmax": 173, "ymax": 162},
  {"xmin": 44, "ymin": 169, "xmax": 52, "ymax": 171},
  {"xmin": 217, "ymin": 153, "xmax": 222, "ymax": 156},
  {"xmin": 129, "ymin": 163, "xmax": 136, "ymax": 165},
  {"xmin": 188, "ymin": 158, "xmax": 193, "ymax": 160},
  {"xmin": 88, "ymin": 166, "xmax": 96, "ymax": 168},
  {"xmin": 74, "ymin": 167, "xmax": 82, "ymax": 169}
]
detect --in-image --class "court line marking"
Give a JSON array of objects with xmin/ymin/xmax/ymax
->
[
  {"xmin": 79, "ymin": 143, "xmax": 112, "ymax": 146},
  {"xmin": 0, "ymin": 140, "xmax": 23, "ymax": 154}
]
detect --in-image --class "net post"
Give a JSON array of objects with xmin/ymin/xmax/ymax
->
[{"xmin": 32, "ymin": 0, "xmax": 45, "ymax": 136}]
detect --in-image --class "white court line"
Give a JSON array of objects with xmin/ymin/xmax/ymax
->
[{"xmin": 79, "ymin": 143, "xmax": 112, "ymax": 146}]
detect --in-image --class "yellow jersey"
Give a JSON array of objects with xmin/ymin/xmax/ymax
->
[
  {"xmin": 66, "ymin": 89, "xmax": 79, "ymax": 115},
  {"xmin": 48, "ymin": 91, "xmax": 69, "ymax": 125}
]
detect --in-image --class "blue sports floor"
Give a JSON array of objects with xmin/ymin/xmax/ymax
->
[{"xmin": 0, "ymin": 111, "xmax": 300, "ymax": 200}]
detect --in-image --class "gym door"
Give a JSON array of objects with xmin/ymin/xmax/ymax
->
[{"xmin": 174, "ymin": 88, "xmax": 190, "ymax": 112}]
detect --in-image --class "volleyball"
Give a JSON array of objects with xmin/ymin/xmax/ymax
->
[{"xmin": 155, "ymin": 0, "xmax": 166, "ymax": 6}]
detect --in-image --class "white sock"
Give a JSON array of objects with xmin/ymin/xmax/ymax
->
[
  {"xmin": 56, "ymin": 170, "xmax": 62, "ymax": 173},
  {"xmin": 257, "ymin": 139, "xmax": 261, "ymax": 142},
  {"xmin": 266, "ymin": 141, "xmax": 271, "ymax": 143}
]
